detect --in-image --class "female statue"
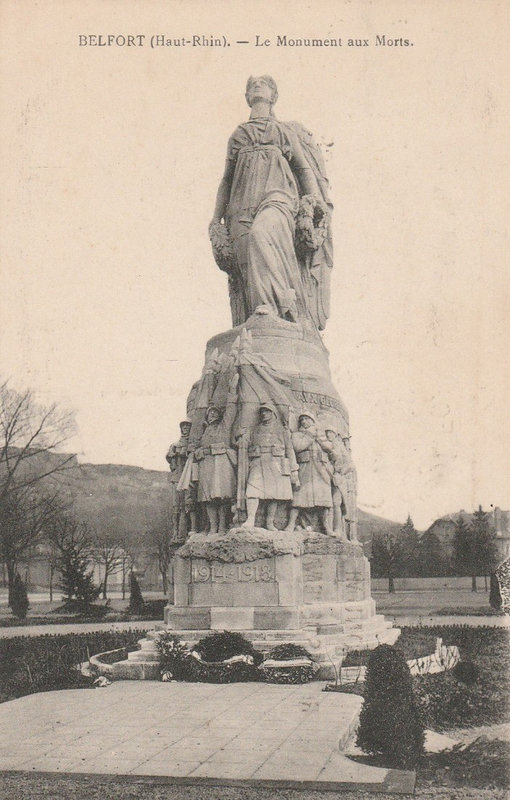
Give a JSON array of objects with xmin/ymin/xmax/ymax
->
[{"xmin": 209, "ymin": 76, "xmax": 333, "ymax": 331}]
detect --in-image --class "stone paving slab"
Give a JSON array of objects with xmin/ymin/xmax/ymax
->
[{"xmin": 0, "ymin": 682, "xmax": 415, "ymax": 793}]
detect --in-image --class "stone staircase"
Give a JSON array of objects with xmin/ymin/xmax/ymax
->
[{"xmin": 108, "ymin": 615, "xmax": 400, "ymax": 681}]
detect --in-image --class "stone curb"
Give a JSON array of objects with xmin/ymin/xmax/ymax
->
[{"xmin": 0, "ymin": 769, "xmax": 416, "ymax": 794}]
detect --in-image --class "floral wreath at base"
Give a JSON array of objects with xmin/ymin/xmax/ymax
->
[
  {"xmin": 156, "ymin": 632, "xmax": 319, "ymax": 685},
  {"xmin": 259, "ymin": 657, "xmax": 319, "ymax": 684}
]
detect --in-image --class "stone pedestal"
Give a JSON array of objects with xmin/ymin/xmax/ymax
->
[{"xmin": 162, "ymin": 528, "xmax": 399, "ymax": 678}]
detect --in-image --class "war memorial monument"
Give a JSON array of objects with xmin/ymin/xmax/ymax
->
[{"xmin": 117, "ymin": 76, "xmax": 398, "ymax": 679}]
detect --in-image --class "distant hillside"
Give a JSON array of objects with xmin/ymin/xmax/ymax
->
[
  {"xmin": 69, "ymin": 462, "xmax": 170, "ymax": 538},
  {"xmin": 356, "ymin": 509, "xmax": 404, "ymax": 556},
  {"xmin": 20, "ymin": 452, "xmax": 404, "ymax": 546},
  {"xmin": 71, "ymin": 461, "xmax": 402, "ymax": 547}
]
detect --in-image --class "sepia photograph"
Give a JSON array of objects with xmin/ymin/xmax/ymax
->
[{"xmin": 0, "ymin": 1, "xmax": 509, "ymax": 798}]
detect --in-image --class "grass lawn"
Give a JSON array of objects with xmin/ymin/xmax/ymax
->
[
  {"xmin": 373, "ymin": 587, "xmax": 496, "ymax": 616},
  {"xmin": 0, "ymin": 595, "xmax": 167, "ymax": 628}
]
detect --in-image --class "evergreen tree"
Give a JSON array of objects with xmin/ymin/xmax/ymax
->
[
  {"xmin": 453, "ymin": 514, "xmax": 477, "ymax": 589},
  {"xmin": 417, "ymin": 531, "xmax": 445, "ymax": 577},
  {"xmin": 128, "ymin": 571, "xmax": 144, "ymax": 614},
  {"xmin": 49, "ymin": 514, "xmax": 100, "ymax": 607},
  {"xmin": 11, "ymin": 573, "xmax": 29, "ymax": 619},
  {"xmin": 489, "ymin": 572, "xmax": 502, "ymax": 610},
  {"xmin": 59, "ymin": 548, "xmax": 100, "ymax": 606},
  {"xmin": 356, "ymin": 644, "xmax": 425, "ymax": 768},
  {"xmin": 471, "ymin": 506, "xmax": 498, "ymax": 590},
  {"xmin": 399, "ymin": 515, "xmax": 420, "ymax": 576}
]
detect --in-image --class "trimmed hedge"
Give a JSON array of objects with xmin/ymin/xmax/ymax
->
[
  {"xmin": 357, "ymin": 644, "xmax": 425, "ymax": 768},
  {"xmin": 0, "ymin": 629, "xmax": 146, "ymax": 703}
]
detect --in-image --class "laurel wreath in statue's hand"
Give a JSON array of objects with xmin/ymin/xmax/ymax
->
[
  {"xmin": 295, "ymin": 195, "xmax": 329, "ymax": 256},
  {"xmin": 209, "ymin": 220, "xmax": 235, "ymax": 274}
]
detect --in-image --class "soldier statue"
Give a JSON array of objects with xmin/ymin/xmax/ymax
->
[
  {"xmin": 286, "ymin": 413, "xmax": 333, "ymax": 535},
  {"xmin": 165, "ymin": 420, "xmax": 197, "ymax": 542},
  {"xmin": 242, "ymin": 402, "xmax": 299, "ymax": 530},
  {"xmin": 194, "ymin": 375, "xmax": 238, "ymax": 534}
]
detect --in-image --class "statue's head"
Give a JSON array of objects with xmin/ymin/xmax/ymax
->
[
  {"xmin": 299, "ymin": 413, "xmax": 316, "ymax": 432},
  {"xmin": 205, "ymin": 406, "xmax": 222, "ymax": 424},
  {"xmin": 245, "ymin": 75, "xmax": 278, "ymax": 109},
  {"xmin": 179, "ymin": 420, "xmax": 192, "ymax": 437},
  {"xmin": 259, "ymin": 402, "xmax": 276, "ymax": 424},
  {"xmin": 325, "ymin": 428, "xmax": 337, "ymax": 442}
]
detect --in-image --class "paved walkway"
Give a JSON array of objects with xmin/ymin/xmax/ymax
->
[{"xmin": 0, "ymin": 682, "xmax": 414, "ymax": 792}]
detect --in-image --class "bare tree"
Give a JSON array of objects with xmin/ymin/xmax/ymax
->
[
  {"xmin": 0, "ymin": 380, "xmax": 77, "ymax": 602},
  {"xmin": 0, "ymin": 487, "xmax": 60, "ymax": 604},
  {"xmin": 147, "ymin": 504, "xmax": 175, "ymax": 595},
  {"xmin": 91, "ymin": 530, "xmax": 126, "ymax": 600}
]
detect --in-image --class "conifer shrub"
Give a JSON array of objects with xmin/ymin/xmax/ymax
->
[
  {"xmin": 11, "ymin": 574, "xmax": 29, "ymax": 620},
  {"xmin": 128, "ymin": 572, "xmax": 144, "ymax": 614},
  {"xmin": 59, "ymin": 550, "xmax": 99, "ymax": 607},
  {"xmin": 356, "ymin": 643, "xmax": 425, "ymax": 768},
  {"xmin": 490, "ymin": 572, "xmax": 502, "ymax": 610}
]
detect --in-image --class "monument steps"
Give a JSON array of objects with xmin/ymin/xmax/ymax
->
[{"xmin": 107, "ymin": 616, "xmax": 401, "ymax": 681}]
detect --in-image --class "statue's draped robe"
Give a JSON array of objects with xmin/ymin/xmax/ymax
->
[
  {"xmin": 226, "ymin": 117, "xmax": 305, "ymax": 323},
  {"xmin": 224, "ymin": 117, "xmax": 333, "ymax": 331}
]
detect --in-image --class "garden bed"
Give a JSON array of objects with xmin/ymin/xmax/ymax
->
[
  {"xmin": 343, "ymin": 627, "xmax": 439, "ymax": 666},
  {"xmin": 336, "ymin": 626, "xmax": 510, "ymax": 733},
  {"xmin": 0, "ymin": 629, "xmax": 147, "ymax": 703},
  {"xmin": 0, "ymin": 599, "xmax": 167, "ymax": 627}
]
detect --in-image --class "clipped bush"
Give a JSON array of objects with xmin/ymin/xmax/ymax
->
[
  {"xmin": 55, "ymin": 600, "xmax": 109, "ymax": 618},
  {"xmin": 490, "ymin": 572, "xmax": 502, "ymax": 611},
  {"xmin": 128, "ymin": 572, "xmax": 144, "ymax": 614},
  {"xmin": 192, "ymin": 631, "xmax": 263, "ymax": 665},
  {"xmin": 356, "ymin": 644, "xmax": 425, "ymax": 768},
  {"xmin": 0, "ymin": 629, "xmax": 145, "ymax": 703},
  {"xmin": 11, "ymin": 574, "xmax": 29, "ymax": 620},
  {"xmin": 137, "ymin": 599, "xmax": 166, "ymax": 619},
  {"xmin": 452, "ymin": 660, "xmax": 480, "ymax": 685}
]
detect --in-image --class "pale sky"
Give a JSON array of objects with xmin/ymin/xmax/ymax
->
[{"xmin": 1, "ymin": 0, "xmax": 509, "ymax": 529}]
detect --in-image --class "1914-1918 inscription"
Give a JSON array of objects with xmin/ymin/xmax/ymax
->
[{"xmin": 192, "ymin": 562, "xmax": 275, "ymax": 583}]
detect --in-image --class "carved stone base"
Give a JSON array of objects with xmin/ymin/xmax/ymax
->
[
  {"xmin": 167, "ymin": 527, "xmax": 370, "ymax": 628},
  {"xmin": 111, "ymin": 528, "xmax": 398, "ymax": 681},
  {"xmin": 159, "ymin": 528, "xmax": 397, "ymax": 678}
]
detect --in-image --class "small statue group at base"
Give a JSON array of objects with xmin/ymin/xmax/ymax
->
[{"xmin": 166, "ymin": 404, "xmax": 357, "ymax": 542}]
